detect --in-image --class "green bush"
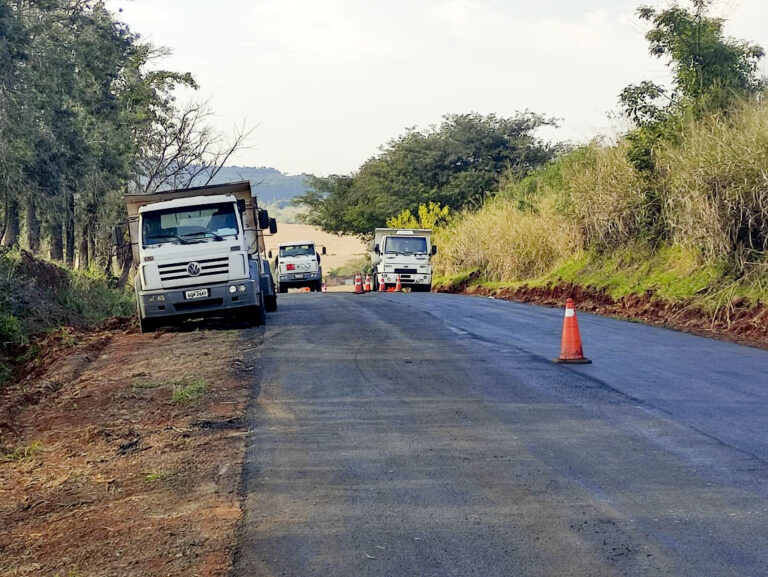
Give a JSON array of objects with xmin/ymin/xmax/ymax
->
[
  {"xmin": 57, "ymin": 267, "xmax": 134, "ymax": 321},
  {"xmin": 0, "ymin": 311, "xmax": 22, "ymax": 343}
]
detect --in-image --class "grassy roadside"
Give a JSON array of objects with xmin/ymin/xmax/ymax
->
[
  {"xmin": 0, "ymin": 249, "xmax": 134, "ymax": 385},
  {"xmin": 433, "ymin": 100, "xmax": 768, "ymax": 330}
]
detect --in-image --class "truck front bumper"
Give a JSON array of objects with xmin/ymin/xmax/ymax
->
[
  {"xmin": 378, "ymin": 272, "xmax": 431, "ymax": 286},
  {"xmin": 278, "ymin": 271, "xmax": 321, "ymax": 285},
  {"xmin": 138, "ymin": 279, "xmax": 259, "ymax": 320}
]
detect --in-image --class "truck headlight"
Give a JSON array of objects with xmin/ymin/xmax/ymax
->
[
  {"xmin": 238, "ymin": 285, "xmax": 246, "ymax": 293},
  {"xmin": 229, "ymin": 285, "xmax": 237, "ymax": 294}
]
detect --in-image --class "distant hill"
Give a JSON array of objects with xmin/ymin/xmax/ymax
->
[{"xmin": 193, "ymin": 166, "xmax": 310, "ymax": 207}]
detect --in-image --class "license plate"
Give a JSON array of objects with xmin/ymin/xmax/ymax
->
[
  {"xmin": 185, "ymin": 288, "xmax": 209, "ymax": 299},
  {"xmin": 294, "ymin": 274, "xmax": 305, "ymax": 279}
]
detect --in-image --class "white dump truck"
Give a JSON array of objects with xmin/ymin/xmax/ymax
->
[
  {"xmin": 120, "ymin": 181, "xmax": 277, "ymax": 332},
  {"xmin": 371, "ymin": 228, "xmax": 436, "ymax": 292},
  {"xmin": 271, "ymin": 241, "xmax": 326, "ymax": 292}
]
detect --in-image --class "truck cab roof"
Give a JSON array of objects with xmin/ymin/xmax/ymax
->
[{"xmin": 137, "ymin": 194, "xmax": 237, "ymax": 214}]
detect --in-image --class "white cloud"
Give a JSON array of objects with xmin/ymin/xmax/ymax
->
[{"xmin": 106, "ymin": 0, "xmax": 768, "ymax": 175}]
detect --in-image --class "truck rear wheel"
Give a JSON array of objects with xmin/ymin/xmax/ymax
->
[{"xmin": 265, "ymin": 294, "xmax": 277, "ymax": 312}]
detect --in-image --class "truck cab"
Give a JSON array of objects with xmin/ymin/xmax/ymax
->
[
  {"xmin": 372, "ymin": 228, "xmax": 436, "ymax": 292},
  {"xmin": 274, "ymin": 241, "xmax": 325, "ymax": 292}
]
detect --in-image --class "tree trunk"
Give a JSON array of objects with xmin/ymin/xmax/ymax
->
[
  {"xmin": 77, "ymin": 225, "xmax": 89, "ymax": 270},
  {"xmin": 118, "ymin": 249, "xmax": 133, "ymax": 288},
  {"xmin": 1, "ymin": 200, "xmax": 20, "ymax": 248},
  {"xmin": 26, "ymin": 201, "xmax": 41, "ymax": 253},
  {"xmin": 49, "ymin": 222, "xmax": 64, "ymax": 261},
  {"xmin": 65, "ymin": 188, "xmax": 75, "ymax": 267}
]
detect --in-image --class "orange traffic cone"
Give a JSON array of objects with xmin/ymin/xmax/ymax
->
[
  {"xmin": 394, "ymin": 275, "xmax": 403, "ymax": 292},
  {"xmin": 378, "ymin": 274, "xmax": 386, "ymax": 292},
  {"xmin": 353, "ymin": 272, "xmax": 363, "ymax": 294},
  {"xmin": 364, "ymin": 273, "xmax": 372, "ymax": 292},
  {"xmin": 554, "ymin": 298, "xmax": 591, "ymax": 364}
]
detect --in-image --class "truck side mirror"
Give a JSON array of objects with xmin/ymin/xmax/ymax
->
[
  {"xmin": 112, "ymin": 226, "xmax": 124, "ymax": 247},
  {"xmin": 322, "ymin": 246, "xmax": 327, "ymax": 255},
  {"xmin": 432, "ymin": 245, "xmax": 438, "ymax": 255},
  {"xmin": 269, "ymin": 217, "xmax": 277, "ymax": 235},
  {"xmin": 374, "ymin": 244, "xmax": 380, "ymax": 254},
  {"xmin": 258, "ymin": 209, "xmax": 270, "ymax": 230},
  {"xmin": 237, "ymin": 199, "xmax": 246, "ymax": 213},
  {"xmin": 268, "ymin": 250, "xmax": 273, "ymax": 259}
]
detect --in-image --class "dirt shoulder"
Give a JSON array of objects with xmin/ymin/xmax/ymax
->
[
  {"xmin": 0, "ymin": 321, "xmax": 258, "ymax": 577},
  {"xmin": 438, "ymin": 282, "xmax": 768, "ymax": 350}
]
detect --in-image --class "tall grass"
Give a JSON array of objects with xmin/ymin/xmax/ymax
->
[
  {"xmin": 434, "ymin": 195, "xmax": 581, "ymax": 282},
  {"xmin": 658, "ymin": 101, "xmax": 768, "ymax": 270},
  {"xmin": 433, "ymin": 98, "xmax": 768, "ymax": 313},
  {"xmin": 558, "ymin": 141, "xmax": 653, "ymax": 249}
]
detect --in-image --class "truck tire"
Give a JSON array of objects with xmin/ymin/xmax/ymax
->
[
  {"xmin": 278, "ymin": 284, "xmax": 288, "ymax": 294},
  {"xmin": 265, "ymin": 294, "xmax": 277, "ymax": 312},
  {"xmin": 247, "ymin": 294, "xmax": 267, "ymax": 327},
  {"xmin": 139, "ymin": 315, "xmax": 156, "ymax": 334}
]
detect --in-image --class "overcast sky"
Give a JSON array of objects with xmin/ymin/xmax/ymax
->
[{"xmin": 105, "ymin": 1, "xmax": 767, "ymax": 176}]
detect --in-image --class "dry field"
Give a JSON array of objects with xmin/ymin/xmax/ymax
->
[{"xmin": 262, "ymin": 223, "xmax": 367, "ymax": 271}]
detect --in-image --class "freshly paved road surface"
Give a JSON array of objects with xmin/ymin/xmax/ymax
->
[{"xmin": 234, "ymin": 292, "xmax": 768, "ymax": 577}]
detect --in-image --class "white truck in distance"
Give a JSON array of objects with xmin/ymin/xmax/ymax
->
[
  {"xmin": 273, "ymin": 241, "xmax": 326, "ymax": 292},
  {"xmin": 371, "ymin": 228, "xmax": 436, "ymax": 292},
  {"xmin": 122, "ymin": 181, "xmax": 277, "ymax": 333}
]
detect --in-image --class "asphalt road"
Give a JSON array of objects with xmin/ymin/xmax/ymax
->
[{"xmin": 234, "ymin": 292, "xmax": 768, "ymax": 577}]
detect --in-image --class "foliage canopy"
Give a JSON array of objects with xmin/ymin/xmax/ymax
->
[{"xmin": 296, "ymin": 112, "xmax": 558, "ymax": 236}]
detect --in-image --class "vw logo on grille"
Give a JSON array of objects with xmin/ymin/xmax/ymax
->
[{"xmin": 187, "ymin": 262, "xmax": 201, "ymax": 277}]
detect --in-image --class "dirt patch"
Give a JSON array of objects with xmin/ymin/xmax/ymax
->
[
  {"xmin": 0, "ymin": 320, "xmax": 257, "ymax": 576},
  {"xmin": 440, "ymin": 282, "xmax": 768, "ymax": 349}
]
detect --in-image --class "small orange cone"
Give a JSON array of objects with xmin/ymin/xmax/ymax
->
[
  {"xmin": 364, "ymin": 273, "xmax": 372, "ymax": 292},
  {"xmin": 554, "ymin": 298, "xmax": 591, "ymax": 364},
  {"xmin": 378, "ymin": 274, "xmax": 386, "ymax": 292},
  {"xmin": 394, "ymin": 275, "xmax": 403, "ymax": 292},
  {"xmin": 353, "ymin": 272, "xmax": 363, "ymax": 294}
]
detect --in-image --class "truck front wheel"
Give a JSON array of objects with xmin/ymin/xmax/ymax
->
[
  {"xmin": 246, "ymin": 295, "xmax": 267, "ymax": 327},
  {"xmin": 139, "ymin": 315, "xmax": 157, "ymax": 334}
]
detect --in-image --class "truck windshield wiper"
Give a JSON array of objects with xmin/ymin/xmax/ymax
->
[
  {"xmin": 145, "ymin": 233, "xmax": 192, "ymax": 244},
  {"xmin": 180, "ymin": 231, "xmax": 224, "ymax": 241}
]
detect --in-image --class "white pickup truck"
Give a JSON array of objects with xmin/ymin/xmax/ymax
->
[
  {"xmin": 122, "ymin": 181, "xmax": 277, "ymax": 332},
  {"xmin": 371, "ymin": 228, "xmax": 436, "ymax": 292},
  {"xmin": 272, "ymin": 241, "xmax": 326, "ymax": 292}
]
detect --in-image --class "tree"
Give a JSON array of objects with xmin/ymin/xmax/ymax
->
[
  {"xmin": 387, "ymin": 202, "xmax": 451, "ymax": 230},
  {"xmin": 297, "ymin": 112, "xmax": 557, "ymax": 236},
  {"xmin": 620, "ymin": 1, "xmax": 765, "ymax": 127}
]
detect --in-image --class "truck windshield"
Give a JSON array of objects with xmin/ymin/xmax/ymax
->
[
  {"xmin": 384, "ymin": 236, "xmax": 428, "ymax": 255},
  {"xmin": 279, "ymin": 244, "xmax": 315, "ymax": 258},
  {"xmin": 142, "ymin": 203, "xmax": 239, "ymax": 246}
]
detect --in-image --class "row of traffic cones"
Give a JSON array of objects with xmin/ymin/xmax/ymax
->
[{"xmin": 353, "ymin": 272, "xmax": 402, "ymax": 294}]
